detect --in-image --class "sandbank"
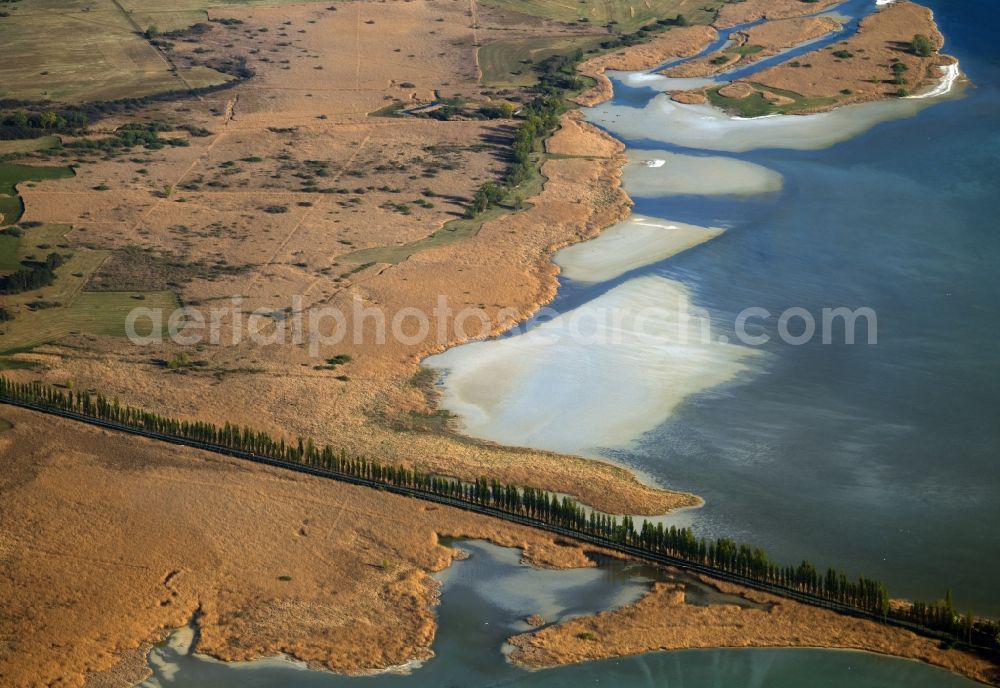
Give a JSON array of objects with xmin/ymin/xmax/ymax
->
[
  {"xmin": 554, "ymin": 216, "xmax": 723, "ymax": 284},
  {"xmin": 425, "ymin": 275, "xmax": 759, "ymax": 458},
  {"xmin": 622, "ymin": 150, "xmax": 783, "ymax": 197}
]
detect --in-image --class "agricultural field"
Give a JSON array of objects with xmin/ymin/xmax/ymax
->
[
  {"xmin": 0, "ymin": 222, "xmax": 178, "ymax": 353},
  {"xmin": 479, "ymin": 34, "xmax": 608, "ymax": 87},
  {"xmin": 0, "ymin": 163, "xmax": 74, "ymax": 226},
  {"xmin": 477, "ymin": 0, "xmax": 722, "ymax": 33},
  {"xmin": 0, "ymin": 0, "xmax": 248, "ymax": 102},
  {"xmin": 0, "ymin": 136, "xmax": 60, "ymax": 157}
]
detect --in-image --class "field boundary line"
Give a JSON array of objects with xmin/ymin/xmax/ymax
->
[
  {"xmin": 244, "ymin": 133, "xmax": 372, "ymax": 294},
  {"xmin": 106, "ymin": 0, "xmax": 194, "ymax": 92}
]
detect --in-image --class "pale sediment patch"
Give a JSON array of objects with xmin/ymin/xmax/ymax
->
[
  {"xmin": 145, "ymin": 625, "xmax": 197, "ymax": 684},
  {"xmin": 146, "ymin": 640, "xmax": 313, "ymax": 687},
  {"xmin": 908, "ymin": 62, "xmax": 961, "ymax": 99},
  {"xmin": 623, "ymin": 150, "xmax": 783, "ymax": 197},
  {"xmin": 425, "ymin": 276, "xmax": 758, "ymax": 457},
  {"xmin": 611, "ymin": 70, "xmax": 716, "ymax": 93},
  {"xmin": 586, "ymin": 88, "xmax": 963, "ymax": 152},
  {"xmin": 554, "ymin": 216, "xmax": 724, "ymax": 284}
]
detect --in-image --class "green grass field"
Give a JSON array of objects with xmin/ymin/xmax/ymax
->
[
  {"xmin": 0, "ymin": 163, "xmax": 74, "ymax": 226},
  {"xmin": 728, "ymin": 44, "xmax": 764, "ymax": 57},
  {"xmin": 707, "ymin": 82, "xmax": 839, "ymax": 117},
  {"xmin": 0, "ymin": 223, "xmax": 180, "ymax": 353},
  {"xmin": 0, "ymin": 136, "xmax": 61, "ymax": 158},
  {"xmin": 479, "ymin": 34, "xmax": 609, "ymax": 87},
  {"xmin": 478, "ymin": 0, "xmax": 722, "ymax": 33},
  {"xmin": 0, "ymin": 291, "xmax": 180, "ymax": 353},
  {"xmin": 0, "ymin": 234, "xmax": 20, "ymax": 272}
]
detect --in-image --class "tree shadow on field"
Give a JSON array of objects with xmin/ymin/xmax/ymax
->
[{"xmin": 478, "ymin": 124, "xmax": 516, "ymax": 164}]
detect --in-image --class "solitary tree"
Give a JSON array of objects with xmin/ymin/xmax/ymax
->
[
  {"xmin": 911, "ymin": 34, "xmax": 934, "ymax": 57},
  {"xmin": 39, "ymin": 111, "xmax": 58, "ymax": 128}
]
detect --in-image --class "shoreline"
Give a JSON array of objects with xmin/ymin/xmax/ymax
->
[
  {"xmin": 506, "ymin": 577, "xmax": 1000, "ymax": 686},
  {"xmin": 573, "ymin": 26, "xmax": 719, "ymax": 107},
  {"xmin": 400, "ymin": 106, "xmax": 704, "ymax": 513},
  {"xmin": 0, "ymin": 2, "xmax": 992, "ymax": 675},
  {"xmin": 698, "ymin": 1, "xmax": 963, "ymax": 115},
  {"xmin": 908, "ymin": 61, "xmax": 962, "ymax": 99},
  {"xmin": 420, "ymin": 31, "xmax": 758, "ymax": 500},
  {"xmin": 7, "ymin": 4, "xmax": 987, "ymax": 688},
  {"xmin": 423, "ymin": 6, "xmax": 1000, "ymax": 685}
]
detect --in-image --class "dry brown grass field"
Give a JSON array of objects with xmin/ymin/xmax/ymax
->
[
  {"xmin": 749, "ymin": 2, "xmax": 954, "ymax": 103},
  {"xmin": 0, "ymin": 1, "xmax": 980, "ymax": 685},
  {"xmin": 509, "ymin": 578, "xmax": 1000, "ymax": 686},
  {"xmin": 0, "ymin": 407, "xmax": 603, "ymax": 687},
  {"xmin": 3, "ymin": 408, "xmax": 994, "ymax": 687},
  {"xmin": 2, "ymin": 0, "xmax": 691, "ymax": 515}
]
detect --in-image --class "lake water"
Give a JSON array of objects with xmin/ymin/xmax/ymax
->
[
  {"xmin": 141, "ymin": 541, "xmax": 977, "ymax": 687},
  {"xmin": 429, "ymin": 0, "xmax": 1000, "ymax": 619},
  {"xmin": 594, "ymin": 0, "xmax": 1000, "ymax": 616}
]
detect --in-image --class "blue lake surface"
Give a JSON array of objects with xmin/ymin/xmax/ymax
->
[{"xmin": 574, "ymin": 0, "xmax": 1000, "ymax": 616}]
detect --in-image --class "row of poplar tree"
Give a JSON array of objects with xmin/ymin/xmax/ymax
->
[{"xmin": 1, "ymin": 375, "xmax": 996, "ymax": 651}]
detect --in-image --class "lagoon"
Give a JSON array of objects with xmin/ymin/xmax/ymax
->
[{"xmin": 141, "ymin": 541, "xmax": 978, "ymax": 687}]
